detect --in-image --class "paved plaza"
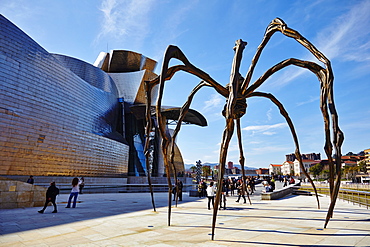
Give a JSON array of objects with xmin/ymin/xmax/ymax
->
[{"xmin": 0, "ymin": 183, "xmax": 369, "ymax": 246}]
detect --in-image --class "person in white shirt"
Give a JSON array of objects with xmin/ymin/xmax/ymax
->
[
  {"xmin": 66, "ymin": 177, "xmax": 81, "ymax": 208},
  {"xmin": 206, "ymin": 181, "xmax": 216, "ymax": 210}
]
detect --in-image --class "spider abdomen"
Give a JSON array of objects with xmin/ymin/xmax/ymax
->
[{"xmin": 222, "ymin": 98, "xmax": 247, "ymax": 119}]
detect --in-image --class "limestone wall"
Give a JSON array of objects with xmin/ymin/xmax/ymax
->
[{"xmin": 0, "ymin": 178, "xmax": 46, "ymax": 209}]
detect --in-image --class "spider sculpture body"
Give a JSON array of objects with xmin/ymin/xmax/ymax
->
[{"xmin": 144, "ymin": 18, "xmax": 344, "ymax": 240}]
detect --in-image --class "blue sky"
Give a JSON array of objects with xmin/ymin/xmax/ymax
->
[{"xmin": 2, "ymin": 0, "xmax": 370, "ymax": 168}]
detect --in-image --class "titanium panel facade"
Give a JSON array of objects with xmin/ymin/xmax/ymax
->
[
  {"xmin": 0, "ymin": 15, "xmax": 190, "ymax": 179},
  {"xmin": 0, "ymin": 15, "xmax": 128, "ymax": 177}
]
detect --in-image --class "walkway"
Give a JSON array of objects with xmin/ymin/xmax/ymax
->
[{"xmin": 1, "ymin": 183, "xmax": 369, "ymax": 246}]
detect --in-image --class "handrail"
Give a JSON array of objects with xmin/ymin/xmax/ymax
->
[{"xmin": 300, "ymin": 185, "xmax": 370, "ymax": 209}]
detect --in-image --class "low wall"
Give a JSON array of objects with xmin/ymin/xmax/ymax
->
[
  {"xmin": 127, "ymin": 176, "xmax": 191, "ymax": 185},
  {"xmin": 0, "ymin": 176, "xmax": 196, "ymax": 197},
  {"xmin": 0, "ymin": 177, "xmax": 46, "ymax": 209},
  {"xmin": 1, "ymin": 175, "xmax": 128, "ymax": 193},
  {"xmin": 261, "ymin": 183, "xmax": 299, "ymax": 200}
]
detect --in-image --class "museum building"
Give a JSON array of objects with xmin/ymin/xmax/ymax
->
[{"xmin": 0, "ymin": 15, "xmax": 206, "ymax": 184}]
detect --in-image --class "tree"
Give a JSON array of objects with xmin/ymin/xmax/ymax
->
[
  {"xmin": 190, "ymin": 166, "xmax": 196, "ymax": 173},
  {"xmin": 309, "ymin": 163, "xmax": 323, "ymax": 179},
  {"xmin": 342, "ymin": 165, "xmax": 359, "ymax": 180},
  {"xmin": 346, "ymin": 151, "xmax": 354, "ymax": 156},
  {"xmin": 322, "ymin": 169, "xmax": 329, "ymax": 179},
  {"xmin": 358, "ymin": 160, "xmax": 367, "ymax": 173},
  {"xmin": 202, "ymin": 166, "xmax": 211, "ymax": 179}
]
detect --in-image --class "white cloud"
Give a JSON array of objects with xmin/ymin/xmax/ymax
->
[
  {"xmin": 95, "ymin": 0, "xmax": 155, "ymax": 48},
  {"xmin": 249, "ymin": 141, "xmax": 262, "ymax": 144},
  {"xmin": 149, "ymin": 0, "xmax": 200, "ymax": 61},
  {"xmin": 212, "ymin": 140, "xmax": 240, "ymax": 154},
  {"xmin": 243, "ymin": 123, "xmax": 288, "ymax": 133},
  {"xmin": 296, "ymin": 96, "xmax": 319, "ymax": 106},
  {"xmin": 248, "ymin": 145, "xmax": 291, "ymax": 155},
  {"xmin": 264, "ymin": 1, "xmax": 370, "ymax": 89},
  {"xmin": 262, "ymin": 131, "xmax": 276, "ymax": 136},
  {"xmin": 269, "ymin": 68, "xmax": 307, "ymax": 89},
  {"xmin": 316, "ymin": 1, "xmax": 370, "ymax": 63},
  {"xmin": 201, "ymin": 93, "xmax": 224, "ymax": 112},
  {"xmin": 266, "ymin": 107, "xmax": 273, "ymax": 121},
  {"xmin": 227, "ymin": 143, "xmax": 240, "ymax": 152}
]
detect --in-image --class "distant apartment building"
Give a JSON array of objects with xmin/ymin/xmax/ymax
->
[
  {"xmin": 293, "ymin": 159, "xmax": 320, "ymax": 177},
  {"xmin": 269, "ymin": 164, "xmax": 282, "ymax": 175},
  {"xmin": 256, "ymin": 168, "xmax": 269, "ymax": 175},
  {"xmin": 283, "ymin": 152, "xmax": 321, "ymax": 177},
  {"xmin": 281, "ymin": 161, "xmax": 294, "ymax": 175},
  {"xmin": 225, "ymin": 161, "xmax": 240, "ymax": 174},
  {"xmin": 281, "ymin": 150, "xmax": 369, "ymax": 179},
  {"xmin": 365, "ymin": 148, "xmax": 370, "ymax": 173},
  {"xmin": 286, "ymin": 153, "xmax": 321, "ymax": 162},
  {"xmin": 341, "ymin": 155, "xmax": 365, "ymax": 168}
]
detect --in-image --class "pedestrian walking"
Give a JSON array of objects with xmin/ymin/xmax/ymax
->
[
  {"xmin": 38, "ymin": 182, "xmax": 59, "ymax": 213},
  {"xmin": 235, "ymin": 179, "xmax": 246, "ymax": 203},
  {"xmin": 206, "ymin": 181, "xmax": 216, "ymax": 210}
]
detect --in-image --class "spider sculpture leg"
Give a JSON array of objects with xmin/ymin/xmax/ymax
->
[
  {"xmin": 324, "ymin": 87, "xmax": 344, "ymax": 227},
  {"xmin": 269, "ymin": 21, "xmax": 345, "ymax": 219},
  {"xmin": 236, "ymin": 118, "xmax": 251, "ymax": 205},
  {"xmin": 212, "ymin": 39, "xmax": 247, "ymax": 240},
  {"xmin": 144, "ymin": 81, "xmax": 157, "ymax": 212},
  {"xmin": 245, "ymin": 56, "xmax": 342, "ymax": 225},
  {"xmin": 240, "ymin": 18, "xmax": 343, "ymax": 227},
  {"xmin": 250, "ymin": 91, "xmax": 320, "ymax": 209},
  {"xmin": 145, "ymin": 77, "xmax": 189, "ymax": 212},
  {"xmin": 168, "ymin": 82, "xmax": 210, "ymax": 166},
  {"xmin": 151, "ymin": 69, "xmax": 178, "ymax": 220},
  {"xmin": 212, "ymin": 118, "xmax": 235, "ymax": 240},
  {"xmin": 157, "ymin": 114, "xmax": 174, "ymax": 226},
  {"xmin": 167, "ymin": 82, "xmax": 213, "ymax": 208},
  {"xmin": 169, "ymin": 82, "xmax": 220, "ymax": 209},
  {"xmin": 151, "ymin": 45, "xmax": 227, "ymax": 226}
]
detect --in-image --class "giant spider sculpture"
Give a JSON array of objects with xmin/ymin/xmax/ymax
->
[{"xmin": 143, "ymin": 18, "xmax": 344, "ymax": 240}]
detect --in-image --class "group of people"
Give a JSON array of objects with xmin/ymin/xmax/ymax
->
[
  {"xmin": 200, "ymin": 176, "xmax": 258, "ymax": 210},
  {"xmin": 199, "ymin": 177, "xmax": 256, "ymax": 198},
  {"xmin": 201, "ymin": 175, "xmax": 298, "ymax": 210},
  {"xmin": 261, "ymin": 177, "xmax": 276, "ymax": 192},
  {"xmin": 283, "ymin": 176, "xmax": 296, "ymax": 187},
  {"xmin": 37, "ymin": 175, "xmax": 296, "ymax": 213},
  {"xmin": 37, "ymin": 177, "xmax": 85, "ymax": 214}
]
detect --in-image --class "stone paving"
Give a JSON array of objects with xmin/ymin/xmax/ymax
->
[{"xmin": 0, "ymin": 183, "xmax": 369, "ymax": 246}]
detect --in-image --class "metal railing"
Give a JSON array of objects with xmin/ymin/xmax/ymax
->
[
  {"xmin": 337, "ymin": 188, "xmax": 370, "ymax": 209},
  {"xmin": 300, "ymin": 185, "xmax": 370, "ymax": 209}
]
